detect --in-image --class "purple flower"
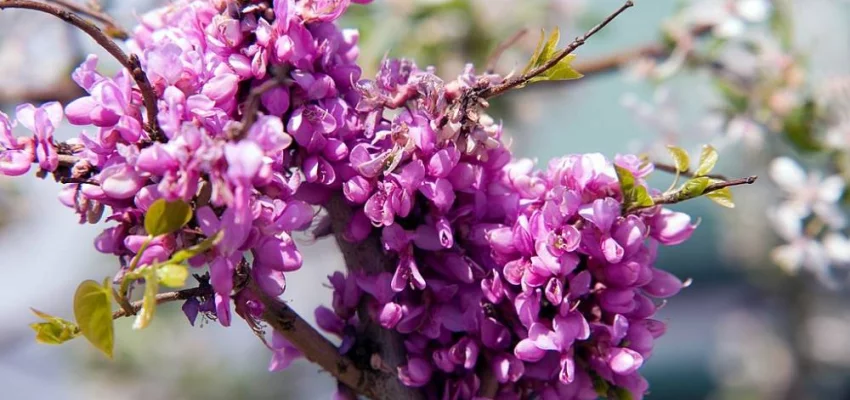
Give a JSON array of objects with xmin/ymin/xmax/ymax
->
[
  {"xmin": 16, "ymin": 102, "xmax": 63, "ymax": 171},
  {"xmin": 268, "ymin": 331, "xmax": 304, "ymax": 372},
  {"xmin": 0, "ymin": 111, "xmax": 34, "ymax": 176}
]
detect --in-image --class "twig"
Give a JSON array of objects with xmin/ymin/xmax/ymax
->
[
  {"xmin": 571, "ymin": 24, "xmax": 713, "ymax": 77},
  {"xmin": 0, "ymin": 0, "xmax": 163, "ymax": 141},
  {"xmin": 247, "ymin": 278, "xmax": 387, "ymax": 400},
  {"xmin": 0, "ymin": 77, "xmax": 85, "ymax": 105},
  {"xmin": 45, "ymin": 0, "xmax": 127, "ymax": 39},
  {"xmin": 478, "ymin": 0, "xmax": 634, "ymax": 99},
  {"xmin": 233, "ymin": 79, "xmax": 283, "ymax": 141},
  {"xmin": 573, "ymin": 43, "xmax": 666, "ymax": 75},
  {"xmin": 652, "ymin": 162, "xmax": 729, "ymax": 181},
  {"xmin": 110, "ymin": 277, "xmax": 387, "ymax": 399},
  {"xmin": 57, "ymin": 176, "xmax": 98, "ymax": 185},
  {"xmin": 651, "ymin": 175, "xmax": 758, "ymax": 207},
  {"xmin": 485, "ymin": 28, "xmax": 528, "ymax": 74},
  {"xmin": 111, "ymin": 285, "xmax": 212, "ymax": 319},
  {"xmin": 326, "ymin": 195, "xmax": 425, "ymax": 400}
]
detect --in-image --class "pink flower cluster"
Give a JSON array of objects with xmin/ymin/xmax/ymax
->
[
  {"xmin": 310, "ymin": 58, "xmax": 696, "ymax": 399},
  {"xmin": 0, "ymin": 1, "xmax": 696, "ymax": 399}
]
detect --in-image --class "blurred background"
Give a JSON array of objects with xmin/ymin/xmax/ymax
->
[{"xmin": 1, "ymin": 0, "xmax": 850, "ymax": 399}]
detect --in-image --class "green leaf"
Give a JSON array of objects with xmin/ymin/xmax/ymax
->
[
  {"xmin": 522, "ymin": 29, "xmax": 548, "ymax": 73},
  {"xmin": 168, "ymin": 231, "xmax": 223, "ymax": 264},
  {"xmin": 133, "ymin": 270, "xmax": 158, "ymax": 330},
  {"xmin": 666, "ymin": 145, "xmax": 690, "ymax": 173},
  {"xmin": 144, "ymin": 199, "xmax": 192, "ymax": 237},
  {"xmin": 536, "ymin": 28, "xmax": 561, "ymax": 68},
  {"xmin": 615, "ymin": 165, "xmax": 654, "ymax": 210},
  {"xmin": 680, "ymin": 177, "xmax": 712, "ymax": 199},
  {"xmin": 157, "ymin": 264, "xmax": 189, "ymax": 288},
  {"xmin": 523, "ymin": 28, "xmax": 563, "ymax": 74},
  {"xmin": 29, "ymin": 309, "xmax": 79, "ymax": 345},
  {"xmin": 706, "ymin": 187, "xmax": 735, "ymax": 208},
  {"xmin": 694, "ymin": 145, "xmax": 718, "ymax": 177},
  {"xmin": 528, "ymin": 54, "xmax": 583, "ymax": 83},
  {"xmin": 73, "ymin": 280, "xmax": 114, "ymax": 359}
]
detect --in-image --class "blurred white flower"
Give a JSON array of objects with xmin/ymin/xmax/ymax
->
[
  {"xmin": 823, "ymin": 232, "xmax": 850, "ymax": 266},
  {"xmin": 725, "ymin": 116, "xmax": 765, "ymax": 149},
  {"xmin": 769, "ymin": 206, "xmax": 829, "ymax": 275},
  {"xmin": 769, "ymin": 157, "xmax": 846, "ymax": 229},
  {"xmin": 685, "ymin": 0, "xmax": 772, "ymax": 39}
]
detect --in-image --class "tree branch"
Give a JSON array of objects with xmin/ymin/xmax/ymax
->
[
  {"xmin": 0, "ymin": 77, "xmax": 86, "ymax": 106},
  {"xmin": 247, "ymin": 278, "xmax": 388, "ymax": 400},
  {"xmin": 45, "ymin": 0, "xmax": 127, "ymax": 39},
  {"xmin": 485, "ymin": 28, "xmax": 528, "ymax": 74},
  {"xmin": 0, "ymin": 0, "xmax": 163, "ymax": 141},
  {"xmin": 111, "ymin": 284, "xmax": 211, "ymax": 319},
  {"xmin": 326, "ymin": 194, "xmax": 424, "ymax": 400},
  {"xmin": 479, "ymin": 0, "xmax": 634, "ymax": 99},
  {"xmin": 572, "ymin": 24, "xmax": 714, "ymax": 77},
  {"xmin": 573, "ymin": 43, "xmax": 666, "ymax": 76},
  {"xmin": 651, "ymin": 175, "xmax": 758, "ymax": 207},
  {"xmin": 233, "ymin": 78, "xmax": 283, "ymax": 141},
  {"xmin": 109, "ymin": 277, "xmax": 386, "ymax": 399}
]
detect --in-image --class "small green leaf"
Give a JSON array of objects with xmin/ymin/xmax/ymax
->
[
  {"xmin": 523, "ymin": 29, "xmax": 548, "ymax": 73},
  {"xmin": 694, "ymin": 145, "xmax": 718, "ymax": 177},
  {"xmin": 706, "ymin": 187, "xmax": 735, "ymax": 208},
  {"xmin": 536, "ymin": 28, "xmax": 561, "ymax": 68},
  {"xmin": 680, "ymin": 177, "xmax": 712, "ymax": 199},
  {"xmin": 168, "ymin": 231, "xmax": 223, "ymax": 264},
  {"xmin": 529, "ymin": 54, "xmax": 583, "ymax": 83},
  {"xmin": 157, "ymin": 264, "xmax": 189, "ymax": 288},
  {"xmin": 133, "ymin": 270, "xmax": 158, "ymax": 330},
  {"xmin": 29, "ymin": 309, "xmax": 79, "ymax": 345},
  {"xmin": 73, "ymin": 280, "xmax": 114, "ymax": 359},
  {"xmin": 666, "ymin": 145, "xmax": 690, "ymax": 173},
  {"xmin": 615, "ymin": 165, "xmax": 654, "ymax": 210},
  {"xmin": 145, "ymin": 199, "xmax": 192, "ymax": 237}
]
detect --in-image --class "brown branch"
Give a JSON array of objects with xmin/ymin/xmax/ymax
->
[
  {"xmin": 479, "ymin": 0, "xmax": 634, "ymax": 99},
  {"xmin": 573, "ymin": 43, "xmax": 666, "ymax": 76},
  {"xmin": 485, "ymin": 28, "xmax": 528, "ymax": 74},
  {"xmin": 0, "ymin": 77, "xmax": 85, "ymax": 105},
  {"xmin": 651, "ymin": 175, "xmax": 758, "ymax": 207},
  {"xmin": 111, "ymin": 284, "xmax": 211, "ymax": 319},
  {"xmin": 110, "ymin": 277, "xmax": 385, "ymax": 399},
  {"xmin": 233, "ymin": 79, "xmax": 283, "ymax": 141},
  {"xmin": 572, "ymin": 23, "xmax": 714, "ymax": 77},
  {"xmin": 652, "ymin": 162, "xmax": 729, "ymax": 181},
  {"xmin": 45, "ymin": 0, "xmax": 128, "ymax": 39},
  {"xmin": 247, "ymin": 278, "xmax": 386, "ymax": 400},
  {"xmin": 326, "ymin": 195, "xmax": 424, "ymax": 400},
  {"xmin": 0, "ymin": 0, "xmax": 163, "ymax": 141}
]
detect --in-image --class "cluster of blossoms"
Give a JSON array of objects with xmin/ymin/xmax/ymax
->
[
  {"xmin": 309, "ymin": 56, "xmax": 694, "ymax": 398},
  {"xmin": 2, "ymin": 0, "xmax": 369, "ymax": 325},
  {"xmin": 0, "ymin": 0, "xmax": 699, "ymax": 399}
]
